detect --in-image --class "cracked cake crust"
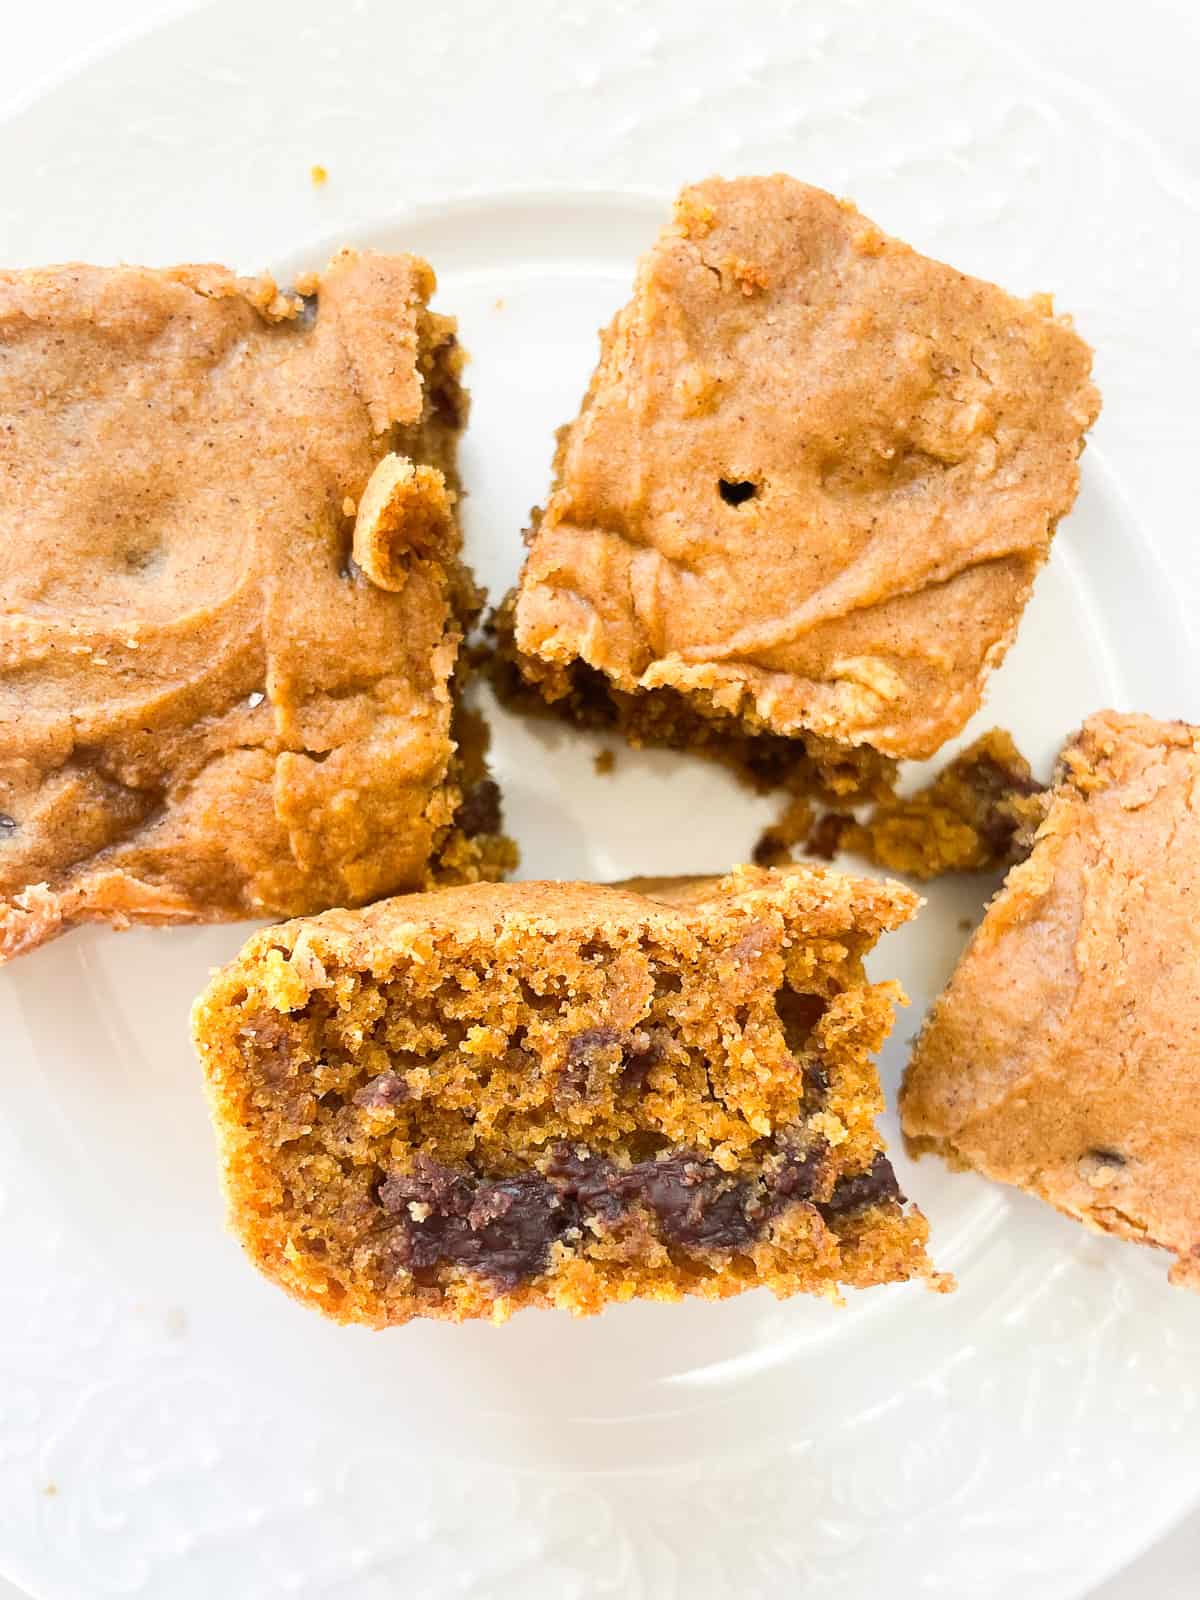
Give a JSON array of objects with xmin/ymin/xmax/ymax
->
[
  {"xmin": 902, "ymin": 712, "xmax": 1200, "ymax": 1288},
  {"xmin": 193, "ymin": 867, "xmax": 940, "ymax": 1326},
  {"xmin": 0, "ymin": 250, "xmax": 512, "ymax": 961},
  {"xmin": 508, "ymin": 174, "xmax": 1100, "ymax": 767}
]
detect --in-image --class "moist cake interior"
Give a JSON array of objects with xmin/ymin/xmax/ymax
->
[{"xmin": 196, "ymin": 874, "xmax": 936, "ymax": 1325}]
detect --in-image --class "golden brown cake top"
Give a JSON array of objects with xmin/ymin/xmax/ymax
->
[
  {"xmin": 902, "ymin": 712, "xmax": 1200, "ymax": 1287},
  {"xmin": 515, "ymin": 175, "xmax": 1099, "ymax": 759},
  {"xmin": 0, "ymin": 250, "xmax": 478, "ymax": 959},
  {"xmin": 208, "ymin": 863, "xmax": 920, "ymax": 1012}
]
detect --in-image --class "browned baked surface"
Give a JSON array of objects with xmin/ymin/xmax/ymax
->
[
  {"xmin": 193, "ymin": 867, "xmax": 940, "ymax": 1326},
  {"xmin": 902, "ymin": 713, "xmax": 1200, "ymax": 1288},
  {"xmin": 505, "ymin": 175, "xmax": 1099, "ymax": 771},
  {"xmin": 0, "ymin": 251, "xmax": 513, "ymax": 960}
]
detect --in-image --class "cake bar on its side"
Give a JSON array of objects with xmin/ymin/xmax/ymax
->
[{"xmin": 193, "ymin": 868, "xmax": 939, "ymax": 1325}]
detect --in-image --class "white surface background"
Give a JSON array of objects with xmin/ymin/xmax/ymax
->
[{"xmin": 1, "ymin": 2, "xmax": 1198, "ymax": 1595}]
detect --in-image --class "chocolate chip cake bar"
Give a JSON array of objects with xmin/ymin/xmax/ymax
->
[
  {"xmin": 902, "ymin": 713, "xmax": 1200, "ymax": 1288},
  {"xmin": 498, "ymin": 175, "xmax": 1099, "ymax": 793},
  {"xmin": 0, "ymin": 250, "xmax": 513, "ymax": 960},
  {"xmin": 193, "ymin": 868, "xmax": 939, "ymax": 1325}
]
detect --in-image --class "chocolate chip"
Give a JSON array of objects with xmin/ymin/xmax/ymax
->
[
  {"xmin": 620, "ymin": 1028, "xmax": 666, "ymax": 1092},
  {"xmin": 638, "ymin": 1160, "xmax": 761, "ymax": 1250},
  {"xmin": 718, "ymin": 478, "xmax": 757, "ymax": 506},
  {"xmin": 375, "ymin": 1136, "xmax": 876, "ymax": 1291},
  {"xmin": 543, "ymin": 1145, "xmax": 624, "ymax": 1221},
  {"xmin": 819, "ymin": 1153, "xmax": 903, "ymax": 1219},
  {"xmin": 802, "ymin": 1061, "xmax": 830, "ymax": 1104},
  {"xmin": 550, "ymin": 1139, "xmax": 828, "ymax": 1252},
  {"xmin": 455, "ymin": 778, "xmax": 502, "ymax": 839},
  {"xmin": 558, "ymin": 1027, "xmax": 667, "ymax": 1104},
  {"xmin": 0, "ymin": 812, "xmax": 16, "ymax": 833},
  {"xmin": 353, "ymin": 1071, "xmax": 409, "ymax": 1110},
  {"xmin": 378, "ymin": 1155, "xmax": 469, "ymax": 1216},
  {"xmin": 805, "ymin": 812, "xmax": 853, "ymax": 861},
  {"xmin": 238, "ymin": 1013, "xmax": 294, "ymax": 1084},
  {"xmin": 962, "ymin": 752, "xmax": 1044, "ymax": 802},
  {"xmin": 378, "ymin": 1156, "xmax": 571, "ymax": 1288},
  {"xmin": 956, "ymin": 752, "xmax": 1045, "ymax": 858},
  {"xmin": 557, "ymin": 1027, "xmax": 624, "ymax": 1102},
  {"xmin": 769, "ymin": 1143, "xmax": 829, "ymax": 1203}
]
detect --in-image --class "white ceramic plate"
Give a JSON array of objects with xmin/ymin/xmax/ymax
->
[{"xmin": 3, "ymin": 4, "xmax": 1200, "ymax": 1597}]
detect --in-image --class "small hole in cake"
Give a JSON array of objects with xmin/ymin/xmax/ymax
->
[
  {"xmin": 775, "ymin": 989, "xmax": 828, "ymax": 1053},
  {"xmin": 0, "ymin": 812, "xmax": 17, "ymax": 834},
  {"xmin": 718, "ymin": 478, "xmax": 757, "ymax": 506},
  {"xmin": 1077, "ymin": 1148, "xmax": 1126, "ymax": 1189},
  {"xmin": 627, "ymin": 1130, "xmax": 672, "ymax": 1162}
]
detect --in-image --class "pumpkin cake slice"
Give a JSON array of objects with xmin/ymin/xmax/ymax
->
[
  {"xmin": 0, "ymin": 250, "xmax": 512, "ymax": 962},
  {"xmin": 498, "ymin": 174, "xmax": 1099, "ymax": 795},
  {"xmin": 902, "ymin": 713, "xmax": 1200, "ymax": 1289},
  {"xmin": 193, "ymin": 867, "xmax": 938, "ymax": 1326}
]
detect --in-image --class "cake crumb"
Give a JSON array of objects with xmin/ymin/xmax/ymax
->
[
  {"xmin": 784, "ymin": 731, "xmax": 1044, "ymax": 881},
  {"xmin": 672, "ymin": 194, "xmax": 715, "ymax": 238},
  {"xmin": 43, "ymin": 1483, "xmax": 58, "ymax": 1497},
  {"xmin": 310, "ymin": 164, "xmax": 328, "ymax": 186},
  {"xmin": 593, "ymin": 748, "xmax": 616, "ymax": 776},
  {"xmin": 721, "ymin": 255, "xmax": 770, "ymax": 295},
  {"xmin": 752, "ymin": 797, "xmax": 813, "ymax": 867}
]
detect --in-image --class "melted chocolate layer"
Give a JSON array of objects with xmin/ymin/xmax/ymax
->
[{"xmin": 377, "ymin": 1141, "xmax": 905, "ymax": 1289}]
